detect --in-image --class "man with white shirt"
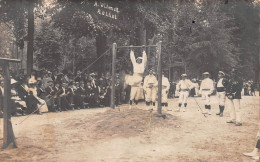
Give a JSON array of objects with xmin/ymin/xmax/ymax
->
[
  {"xmin": 176, "ymin": 74, "xmax": 194, "ymax": 112},
  {"xmin": 143, "ymin": 69, "xmax": 157, "ymax": 108},
  {"xmin": 216, "ymin": 71, "xmax": 227, "ymax": 117},
  {"xmin": 162, "ymin": 72, "xmax": 170, "ymax": 110},
  {"xmin": 129, "ymin": 46, "xmax": 147, "ymax": 109},
  {"xmin": 199, "ymin": 72, "xmax": 215, "ymax": 115}
]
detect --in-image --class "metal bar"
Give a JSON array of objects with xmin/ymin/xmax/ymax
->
[
  {"xmin": 157, "ymin": 41, "xmax": 162, "ymax": 114},
  {"xmin": 0, "ymin": 57, "xmax": 20, "ymax": 63},
  {"xmin": 110, "ymin": 43, "xmax": 117, "ymax": 109},
  {"xmin": 117, "ymin": 45, "xmax": 157, "ymax": 49}
]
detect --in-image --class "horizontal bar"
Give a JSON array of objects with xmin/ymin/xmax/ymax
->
[
  {"xmin": 117, "ymin": 45, "xmax": 157, "ymax": 49},
  {"xmin": 0, "ymin": 57, "xmax": 21, "ymax": 63}
]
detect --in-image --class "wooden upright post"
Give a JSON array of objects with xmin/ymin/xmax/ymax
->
[
  {"xmin": 110, "ymin": 43, "xmax": 117, "ymax": 109},
  {"xmin": 0, "ymin": 57, "xmax": 20, "ymax": 149},
  {"xmin": 157, "ymin": 41, "xmax": 162, "ymax": 114}
]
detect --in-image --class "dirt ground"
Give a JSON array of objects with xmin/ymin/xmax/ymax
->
[{"xmin": 0, "ymin": 95, "xmax": 259, "ymax": 162}]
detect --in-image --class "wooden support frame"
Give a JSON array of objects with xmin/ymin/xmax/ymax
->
[
  {"xmin": 156, "ymin": 41, "xmax": 162, "ymax": 114},
  {"xmin": 0, "ymin": 57, "xmax": 20, "ymax": 149},
  {"xmin": 117, "ymin": 45, "xmax": 157, "ymax": 49},
  {"xmin": 110, "ymin": 43, "xmax": 117, "ymax": 109},
  {"xmin": 110, "ymin": 42, "xmax": 162, "ymax": 114}
]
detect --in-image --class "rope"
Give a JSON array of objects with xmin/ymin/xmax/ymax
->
[
  {"xmin": 16, "ymin": 47, "xmax": 112, "ymax": 125},
  {"xmin": 182, "ymin": 80, "xmax": 207, "ymax": 118}
]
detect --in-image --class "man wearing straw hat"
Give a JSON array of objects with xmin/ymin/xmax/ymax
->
[
  {"xmin": 175, "ymin": 74, "xmax": 194, "ymax": 112},
  {"xmin": 199, "ymin": 72, "xmax": 214, "ymax": 115},
  {"xmin": 143, "ymin": 68, "xmax": 157, "ymax": 110}
]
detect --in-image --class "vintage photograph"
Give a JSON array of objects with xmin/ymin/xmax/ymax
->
[{"xmin": 0, "ymin": 0, "xmax": 259, "ymax": 161}]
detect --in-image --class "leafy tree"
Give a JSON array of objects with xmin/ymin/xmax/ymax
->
[{"xmin": 35, "ymin": 21, "xmax": 62, "ymax": 71}]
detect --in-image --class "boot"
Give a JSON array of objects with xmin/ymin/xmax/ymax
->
[{"xmin": 243, "ymin": 148, "xmax": 259, "ymax": 157}]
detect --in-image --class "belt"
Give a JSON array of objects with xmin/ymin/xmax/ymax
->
[
  {"xmin": 202, "ymin": 89, "xmax": 210, "ymax": 91},
  {"xmin": 217, "ymin": 87, "xmax": 225, "ymax": 92}
]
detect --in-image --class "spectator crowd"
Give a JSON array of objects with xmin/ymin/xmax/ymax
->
[{"xmin": 0, "ymin": 68, "xmax": 257, "ymax": 117}]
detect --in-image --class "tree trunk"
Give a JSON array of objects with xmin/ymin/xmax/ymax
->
[
  {"xmin": 27, "ymin": 1, "xmax": 34, "ymax": 76},
  {"xmin": 96, "ymin": 31, "xmax": 107, "ymax": 76}
]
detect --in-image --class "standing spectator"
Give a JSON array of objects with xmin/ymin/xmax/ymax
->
[
  {"xmin": 199, "ymin": 72, "xmax": 214, "ymax": 115},
  {"xmin": 161, "ymin": 72, "xmax": 170, "ymax": 110},
  {"xmin": 250, "ymin": 81, "xmax": 256, "ymax": 96},
  {"xmin": 225, "ymin": 68, "xmax": 243, "ymax": 126},
  {"xmin": 143, "ymin": 69, "xmax": 157, "ymax": 108},
  {"xmin": 243, "ymin": 123, "xmax": 260, "ymax": 160},
  {"xmin": 115, "ymin": 74, "xmax": 121, "ymax": 106},
  {"xmin": 216, "ymin": 71, "xmax": 227, "ymax": 117},
  {"xmin": 124, "ymin": 70, "xmax": 132, "ymax": 104},
  {"xmin": 176, "ymin": 74, "xmax": 194, "ymax": 112}
]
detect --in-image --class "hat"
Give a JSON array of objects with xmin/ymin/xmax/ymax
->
[
  {"xmin": 181, "ymin": 74, "xmax": 187, "ymax": 77},
  {"xmin": 11, "ymin": 79, "xmax": 17, "ymax": 84},
  {"xmin": 218, "ymin": 71, "xmax": 225, "ymax": 75},
  {"xmin": 203, "ymin": 72, "xmax": 209, "ymax": 75}
]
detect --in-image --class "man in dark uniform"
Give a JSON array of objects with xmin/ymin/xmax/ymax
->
[{"xmin": 224, "ymin": 68, "xmax": 243, "ymax": 126}]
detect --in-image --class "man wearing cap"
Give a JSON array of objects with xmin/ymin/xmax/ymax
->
[
  {"xmin": 216, "ymin": 71, "xmax": 227, "ymax": 117},
  {"xmin": 143, "ymin": 68, "xmax": 157, "ymax": 109},
  {"xmin": 129, "ymin": 46, "xmax": 147, "ymax": 109},
  {"xmin": 224, "ymin": 68, "xmax": 243, "ymax": 126},
  {"xmin": 176, "ymin": 74, "xmax": 194, "ymax": 112},
  {"xmin": 199, "ymin": 72, "xmax": 214, "ymax": 115}
]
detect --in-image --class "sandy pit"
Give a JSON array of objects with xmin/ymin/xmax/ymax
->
[{"xmin": 0, "ymin": 95, "xmax": 259, "ymax": 161}]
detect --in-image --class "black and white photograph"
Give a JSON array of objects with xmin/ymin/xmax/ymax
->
[{"xmin": 0, "ymin": 0, "xmax": 259, "ymax": 161}]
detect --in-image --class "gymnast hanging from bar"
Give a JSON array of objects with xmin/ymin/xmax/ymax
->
[{"xmin": 128, "ymin": 45, "xmax": 147, "ymax": 109}]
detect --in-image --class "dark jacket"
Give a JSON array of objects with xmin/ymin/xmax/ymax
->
[{"xmin": 224, "ymin": 76, "xmax": 243, "ymax": 99}]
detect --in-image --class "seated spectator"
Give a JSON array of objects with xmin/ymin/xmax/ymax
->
[
  {"xmin": 74, "ymin": 81, "xmax": 86, "ymax": 109},
  {"xmin": 44, "ymin": 80, "xmax": 55, "ymax": 112},
  {"xmin": 60, "ymin": 82, "xmax": 69, "ymax": 111},
  {"xmin": 66, "ymin": 81, "xmax": 75, "ymax": 110},
  {"xmin": 10, "ymin": 79, "xmax": 26, "ymax": 116},
  {"xmin": 28, "ymin": 77, "xmax": 48, "ymax": 114},
  {"xmin": 53, "ymin": 82, "xmax": 62, "ymax": 112}
]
